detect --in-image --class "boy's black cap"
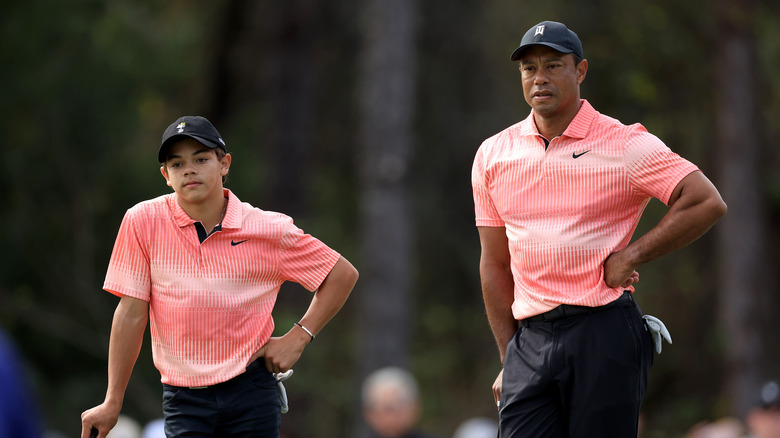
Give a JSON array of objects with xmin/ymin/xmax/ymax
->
[
  {"xmin": 159, "ymin": 116, "xmax": 226, "ymax": 163},
  {"xmin": 510, "ymin": 21, "xmax": 584, "ymax": 61}
]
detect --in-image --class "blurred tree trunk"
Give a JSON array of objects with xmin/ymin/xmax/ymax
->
[
  {"xmin": 355, "ymin": 0, "xmax": 418, "ymax": 435},
  {"xmin": 207, "ymin": 1, "xmax": 320, "ymax": 216},
  {"xmin": 715, "ymin": 0, "xmax": 769, "ymax": 419}
]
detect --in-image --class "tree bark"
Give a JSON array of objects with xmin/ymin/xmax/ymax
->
[
  {"xmin": 715, "ymin": 0, "xmax": 769, "ymax": 419},
  {"xmin": 355, "ymin": 0, "xmax": 418, "ymax": 435}
]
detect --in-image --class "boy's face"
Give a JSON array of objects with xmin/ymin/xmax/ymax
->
[{"xmin": 160, "ymin": 138, "xmax": 231, "ymax": 207}]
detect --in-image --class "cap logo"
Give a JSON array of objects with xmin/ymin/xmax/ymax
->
[
  {"xmin": 534, "ymin": 25, "xmax": 545, "ymax": 37},
  {"xmin": 176, "ymin": 122, "xmax": 186, "ymax": 133}
]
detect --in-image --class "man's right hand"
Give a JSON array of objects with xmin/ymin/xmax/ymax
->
[
  {"xmin": 80, "ymin": 402, "xmax": 120, "ymax": 438},
  {"xmin": 493, "ymin": 368, "xmax": 504, "ymax": 410}
]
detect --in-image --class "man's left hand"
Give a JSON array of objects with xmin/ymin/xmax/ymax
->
[{"xmin": 603, "ymin": 251, "xmax": 639, "ymax": 289}]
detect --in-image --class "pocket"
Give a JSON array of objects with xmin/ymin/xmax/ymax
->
[
  {"xmin": 245, "ymin": 368, "xmax": 276, "ymax": 390},
  {"xmin": 162, "ymin": 385, "xmax": 184, "ymax": 404},
  {"xmin": 619, "ymin": 305, "xmax": 642, "ymax": 366}
]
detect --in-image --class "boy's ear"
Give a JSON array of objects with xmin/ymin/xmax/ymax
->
[
  {"xmin": 160, "ymin": 165, "xmax": 172, "ymax": 187},
  {"xmin": 221, "ymin": 153, "xmax": 232, "ymax": 177}
]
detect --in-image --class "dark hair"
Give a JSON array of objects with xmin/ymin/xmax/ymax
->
[
  {"xmin": 215, "ymin": 148, "xmax": 228, "ymax": 184},
  {"xmin": 573, "ymin": 54, "xmax": 583, "ymax": 66}
]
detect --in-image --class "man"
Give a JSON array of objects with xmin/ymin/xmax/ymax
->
[
  {"xmin": 362, "ymin": 367, "xmax": 435, "ymax": 438},
  {"xmin": 471, "ymin": 21, "xmax": 727, "ymax": 437},
  {"xmin": 80, "ymin": 116, "xmax": 359, "ymax": 438}
]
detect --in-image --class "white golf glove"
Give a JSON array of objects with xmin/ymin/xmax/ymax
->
[
  {"xmin": 274, "ymin": 369, "xmax": 294, "ymax": 414},
  {"xmin": 642, "ymin": 315, "xmax": 672, "ymax": 354}
]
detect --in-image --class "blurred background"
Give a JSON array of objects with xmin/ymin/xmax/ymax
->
[{"xmin": 2, "ymin": 0, "xmax": 779, "ymax": 437}]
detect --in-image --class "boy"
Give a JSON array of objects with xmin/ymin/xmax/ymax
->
[{"xmin": 81, "ymin": 116, "xmax": 358, "ymax": 437}]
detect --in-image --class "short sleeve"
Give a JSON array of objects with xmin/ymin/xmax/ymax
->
[
  {"xmin": 278, "ymin": 218, "xmax": 341, "ymax": 292},
  {"xmin": 624, "ymin": 125, "xmax": 700, "ymax": 205},
  {"xmin": 103, "ymin": 208, "xmax": 152, "ymax": 300},
  {"xmin": 472, "ymin": 144, "xmax": 505, "ymax": 227}
]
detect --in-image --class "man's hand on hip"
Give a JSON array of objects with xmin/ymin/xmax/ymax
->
[{"xmin": 603, "ymin": 250, "xmax": 639, "ymax": 289}]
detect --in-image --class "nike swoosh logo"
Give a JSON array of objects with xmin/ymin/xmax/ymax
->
[
  {"xmin": 231, "ymin": 239, "xmax": 250, "ymax": 246},
  {"xmin": 572, "ymin": 150, "xmax": 591, "ymax": 159}
]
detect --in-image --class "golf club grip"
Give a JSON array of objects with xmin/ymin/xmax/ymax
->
[{"xmin": 90, "ymin": 428, "xmax": 98, "ymax": 438}]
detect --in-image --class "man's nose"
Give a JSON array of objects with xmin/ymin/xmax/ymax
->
[{"xmin": 533, "ymin": 70, "xmax": 549, "ymax": 84}]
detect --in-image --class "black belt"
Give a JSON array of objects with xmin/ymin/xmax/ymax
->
[{"xmin": 521, "ymin": 291, "xmax": 633, "ymax": 324}]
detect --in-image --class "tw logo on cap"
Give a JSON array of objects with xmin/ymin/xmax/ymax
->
[
  {"xmin": 177, "ymin": 122, "xmax": 186, "ymax": 133},
  {"xmin": 534, "ymin": 25, "xmax": 545, "ymax": 37}
]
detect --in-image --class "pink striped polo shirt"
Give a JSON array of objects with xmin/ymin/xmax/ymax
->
[
  {"xmin": 103, "ymin": 189, "xmax": 341, "ymax": 387},
  {"xmin": 472, "ymin": 100, "xmax": 699, "ymax": 320}
]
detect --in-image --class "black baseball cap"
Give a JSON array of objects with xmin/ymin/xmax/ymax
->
[
  {"xmin": 510, "ymin": 21, "xmax": 584, "ymax": 61},
  {"xmin": 159, "ymin": 116, "xmax": 227, "ymax": 163}
]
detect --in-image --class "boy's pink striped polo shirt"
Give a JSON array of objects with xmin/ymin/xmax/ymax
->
[{"xmin": 104, "ymin": 189, "xmax": 340, "ymax": 387}]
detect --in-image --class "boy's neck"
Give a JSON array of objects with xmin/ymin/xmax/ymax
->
[{"xmin": 178, "ymin": 190, "xmax": 228, "ymax": 232}]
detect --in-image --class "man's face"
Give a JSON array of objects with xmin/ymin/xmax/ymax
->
[
  {"xmin": 160, "ymin": 138, "xmax": 230, "ymax": 206},
  {"xmin": 519, "ymin": 45, "xmax": 587, "ymax": 119}
]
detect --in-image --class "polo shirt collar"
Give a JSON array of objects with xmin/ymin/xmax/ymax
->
[
  {"xmin": 168, "ymin": 188, "xmax": 243, "ymax": 229},
  {"xmin": 562, "ymin": 99, "xmax": 596, "ymax": 139},
  {"xmin": 220, "ymin": 189, "xmax": 242, "ymax": 229},
  {"xmin": 521, "ymin": 99, "xmax": 597, "ymax": 140}
]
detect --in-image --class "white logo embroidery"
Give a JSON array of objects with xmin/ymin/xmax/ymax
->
[
  {"xmin": 176, "ymin": 122, "xmax": 186, "ymax": 133},
  {"xmin": 535, "ymin": 25, "xmax": 545, "ymax": 37}
]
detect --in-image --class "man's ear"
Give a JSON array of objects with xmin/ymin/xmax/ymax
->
[
  {"xmin": 576, "ymin": 58, "xmax": 588, "ymax": 85},
  {"xmin": 160, "ymin": 165, "xmax": 172, "ymax": 187}
]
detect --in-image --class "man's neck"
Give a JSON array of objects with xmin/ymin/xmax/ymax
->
[{"xmin": 533, "ymin": 99, "xmax": 583, "ymax": 141}]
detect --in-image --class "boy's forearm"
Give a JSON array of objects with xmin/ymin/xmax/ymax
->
[{"xmin": 104, "ymin": 296, "xmax": 148, "ymax": 408}]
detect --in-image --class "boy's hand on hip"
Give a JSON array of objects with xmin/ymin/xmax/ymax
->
[{"xmin": 254, "ymin": 330, "xmax": 309, "ymax": 373}]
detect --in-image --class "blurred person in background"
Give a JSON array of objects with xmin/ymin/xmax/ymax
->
[
  {"xmin": 746, "ymin": 381, "xmax": 780, "ymax": 438},
  {"xmin": 0, "ymin": 327, "xmax": 42, "ymax": 438},
  {"xmin": 106, "ymin": 415, "xmax": 141, "ymax": 438},
  {"xmin": 452, "ymin": 417, "xmax": 497, "ymax": 438},
  {"xmin": 685, "ymin": 417, "xmax": 746, "ymax": 438},
  {"xmin": 362, "ymin": 367, "xmax": 437, "ymax": 438},
  {"xmin": 141, "ymin": 418, "xmax": 164, "ymax": 438}
]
